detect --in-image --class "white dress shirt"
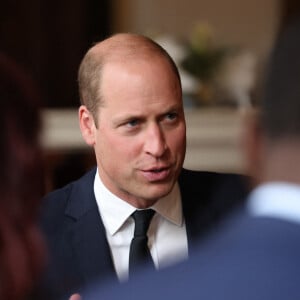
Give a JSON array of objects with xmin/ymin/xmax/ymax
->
[
  {"xmin": 94, "ymin": 170, "xmax": 188, "ymax": 281},
  {"xmin": 247, "ymin": 182, "xmax": 300, "ymax": 224}
]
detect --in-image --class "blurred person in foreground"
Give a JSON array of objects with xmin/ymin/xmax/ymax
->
[
  {"xmin": 81, "ymin": 16, "xmax": 300, "ymax": 300},
  {"xmin": 0, "ymin": 53, "xmax": 46, "ymax": 300},
  {"xmin": 39, "ymin": 33, "xmax": 248, "ymax": 300}
]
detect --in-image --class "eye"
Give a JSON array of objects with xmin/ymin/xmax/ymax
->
[
  {"xmin": 126, "ymin": 119, "xmax": 140, "ymax": 128},
  {"xmin": 165, "ymin": 112, "xmax": 178, "ymax": 121}
]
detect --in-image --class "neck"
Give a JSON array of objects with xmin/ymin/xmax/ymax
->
[{"xmin": 260, "ymin": 140, "xmax": 300, "ymax": 185}]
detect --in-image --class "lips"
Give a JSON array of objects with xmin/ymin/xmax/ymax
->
[{"xmin": 141, "ymin": 166, "xmax": 172, "ymax": 182}]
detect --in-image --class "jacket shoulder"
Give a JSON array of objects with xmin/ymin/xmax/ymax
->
[
  {"xmin": 179, "ymin": 168, "xmax": 250, "ymax": 240},
  {"xmin": 179, "ymin": 168, "xmax": 249, "ymax": 196},
  {"xmin": 39, "ymin": 167, "xmax": 97, "ymax": 233}
]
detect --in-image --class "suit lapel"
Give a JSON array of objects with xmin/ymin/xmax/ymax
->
[
  {"xmin": 65, "ymin": 168, "xmax": 117, "ymax": 285},
  {"xmin": 69, "ymin": 209, "xmax": 116, "ymax": 283}
]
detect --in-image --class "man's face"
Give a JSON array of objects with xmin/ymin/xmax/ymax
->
[{"xmin": 91, "ymin": 55, "xmax": 186, "ymax": 208}]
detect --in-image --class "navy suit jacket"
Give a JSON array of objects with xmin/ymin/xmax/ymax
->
[
  {"xmin": 84, "ymin": 210, "xmax": 300, "ymax": 300},
  {"xmin": 38, "ymin": 167, "xmax": 248, "ymax": 299}
]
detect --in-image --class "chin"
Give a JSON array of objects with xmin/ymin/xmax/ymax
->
[{"xmin": 146, "ymin": 183, "xmax": 174, "ymax": 200}]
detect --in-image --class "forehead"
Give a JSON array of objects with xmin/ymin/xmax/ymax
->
[
  {"xmin": 103, "ymin": 56, "xmax": 179, "ymax": 94},
  {"xmin": 102, "ymin": 53, "xmax": 179, "ymax": 85},
  {"xmin": 98, "ymin": 56, "xmax": 182, "ymax": 116}
]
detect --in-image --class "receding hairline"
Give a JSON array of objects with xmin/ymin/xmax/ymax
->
[{"xmin": 88, "ymin": 33, "xmax": 179, "ymax": 66}]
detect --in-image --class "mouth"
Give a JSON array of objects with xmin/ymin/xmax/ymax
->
[
  {"xmin": 144, "ymin": 164, "xmax": 171, "ymax": 172},
  {"xmin": 150, "ymin": 167, "xmax": 168, "ymax": 172},
  {"xmin": 141, "ymin": 166, "xmax": 172, "ymax": 182}
]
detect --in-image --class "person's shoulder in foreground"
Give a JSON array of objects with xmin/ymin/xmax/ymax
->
[
  {"xmin": 82, "ymin": 206, "xmax": 300, "ymax": 300},
  {"xmin": 80, "ymin": 174, "xmax": 298, "ymax": 300}
]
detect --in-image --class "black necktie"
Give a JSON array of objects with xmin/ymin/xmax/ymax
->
[{"xmin": 129, "ymin": 209, "xmax": 155, "ymax": 275}]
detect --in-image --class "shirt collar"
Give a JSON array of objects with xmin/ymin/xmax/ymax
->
[
  {"xmin": 247, "ymin": 182, "xmax": 300, "ymax": 224},
  {"xmin": 152, "ymin": 182, "xmax": 183, "ymax": 226},
  {"xmin": 94, "ymin": 170, "xmax": 183, "ymax": 236}
]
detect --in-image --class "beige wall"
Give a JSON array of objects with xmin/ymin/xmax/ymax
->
[{"xmin": 111, "ymin": 0, "xmax": 281, "ymax": 64}]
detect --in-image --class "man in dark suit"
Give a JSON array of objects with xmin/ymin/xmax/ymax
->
[
  {"xmin": 39, "ymin": 33, "xmax": 248, "ymax": 299},
  {"xmin": 81, "ymin": 17, "xmax": 300, "ymax": 300}
]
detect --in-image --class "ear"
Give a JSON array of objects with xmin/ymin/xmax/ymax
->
[
  {"xmin": 79, "ymin": 105, "xmax": 96, "ymax": 146},
  {"xmin": 241, "ymin": 108, "xmax": 264, "ymax": 184}
]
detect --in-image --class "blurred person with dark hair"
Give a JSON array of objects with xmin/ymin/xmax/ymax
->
[
  {"xmin": 0, "ymin": 53, "xmax": 46, "ymax": 300},
  {"xmin": 81, "ymin": 16, "xmax": 300, "ymax": 300}
]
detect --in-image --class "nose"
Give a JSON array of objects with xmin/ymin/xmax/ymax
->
[{"xmin": 144, "ymin": 124, "xmax": 167, "ymax": 158}]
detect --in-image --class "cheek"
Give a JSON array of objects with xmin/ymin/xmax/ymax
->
[
  {"xmin": 96, "ymin": 133, "xmax": 141, "ymax": 165},
  {"xmin": 167, "ymin": 128, "xmax": 186, "ymax": 153}
]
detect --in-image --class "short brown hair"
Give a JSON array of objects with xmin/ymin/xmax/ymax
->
[{"xmin": 262, "ymin": 18, "xmax": 300, "ymax": 140}]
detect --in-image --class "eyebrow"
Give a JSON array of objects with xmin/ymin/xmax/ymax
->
[
  {"xmin": 112, "ymin": 113, "xmax": 145, "ymax": 127},
  {"xmin": 112, "ymin": 104, "xmax": 183, "ymax": 126}
]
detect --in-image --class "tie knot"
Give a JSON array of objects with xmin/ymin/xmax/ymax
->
[{"xmin": 132, "ymin": 209, "xmax": 155, "ymax": 237}]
